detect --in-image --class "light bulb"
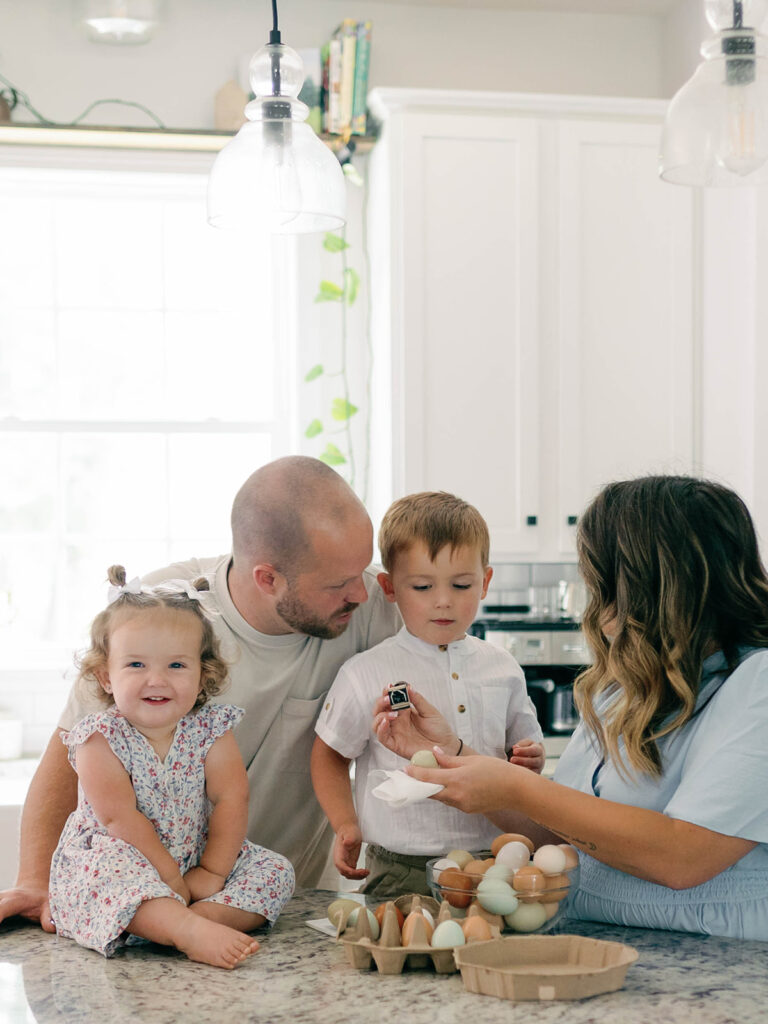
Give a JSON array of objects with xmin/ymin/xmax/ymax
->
[{"xmin": 720, "ymin": 80, "xmax": 765, "ymax": 172}]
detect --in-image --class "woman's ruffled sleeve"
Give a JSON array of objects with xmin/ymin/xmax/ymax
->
[{"xmin": 60, "ymin": 709, "xmax": 134, "ymax": 773}]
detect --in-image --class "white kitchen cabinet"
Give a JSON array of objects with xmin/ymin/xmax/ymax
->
[
  {"xmin": 367, "ymin": 89, "xmax": 697, "ymax": 560},
  {"xmin": 552, "ymin": 118, "xmax": 695, "ymax": 554}
]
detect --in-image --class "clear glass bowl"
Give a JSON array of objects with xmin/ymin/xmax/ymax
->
[{"xmin": 425, "ymin": 851, "xmax": 580, "ymax": 935}]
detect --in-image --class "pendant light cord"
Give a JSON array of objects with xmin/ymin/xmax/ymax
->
[
  {"xmin": 268, "ymin": 0, "xmax": 282, "ymax": 98},
  {"xmin": 269, "ymin": 0, "xmax": 281, "ymax": 43}
]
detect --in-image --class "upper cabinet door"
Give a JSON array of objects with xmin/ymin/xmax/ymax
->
[
  {"xmin": 554, "ymin": 119, "xmax": 695, "ymax": 553},
  {"xmin": 393, "ymin": 111, "xmax": 542, "ymax": 555}
]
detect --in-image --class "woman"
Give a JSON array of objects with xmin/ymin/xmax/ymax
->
[{"xmin": 373, "ymin": 476, "xmax": 768, "ymax": 940}]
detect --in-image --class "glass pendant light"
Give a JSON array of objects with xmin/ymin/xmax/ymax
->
[
  {"xmin": 207, "ymin": 1, "xmax": 346, "ymax": 233},
  {"xmin": 660, "ymin": 0, "xmax": 768, "ymax": 185},
  {"xmin": 74, "ymin": 1, "xmax": 162, "ymax": 45}
]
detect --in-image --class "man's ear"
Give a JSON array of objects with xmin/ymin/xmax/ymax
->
[
  {"xmin": 377, "ymin": 572, "xmax": 397, "ymax": 603},
  {"xmin": 252, "ymin": 563, "xmax": 284, "ymax": 596}
]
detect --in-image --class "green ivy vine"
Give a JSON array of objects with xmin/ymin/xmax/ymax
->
[{"xmin": 304, "ymin": 227, "xmax": 362, "ymax": 487}]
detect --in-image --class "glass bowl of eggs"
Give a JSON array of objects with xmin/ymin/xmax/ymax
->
[{"xmin": 426, "ymin": 833, "xmax": 580, "ymax": 935}]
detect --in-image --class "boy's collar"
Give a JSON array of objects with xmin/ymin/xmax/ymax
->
[{"xmin": 397, "ymin": 624, "xmax": 471, "ymax": 654}]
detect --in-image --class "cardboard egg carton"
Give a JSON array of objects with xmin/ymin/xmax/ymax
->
[
  {"xmin": 337, "ymin": 895, "xmax": 501, "ymax": 976},
  {"xmin": 453, "ymin": 934, "xmax": 639, "ymax": 1001}
]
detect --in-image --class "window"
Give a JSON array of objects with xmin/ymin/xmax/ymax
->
[{"xmin": 0, "ymin": 144, "xmax": 297, "ymax": 749}]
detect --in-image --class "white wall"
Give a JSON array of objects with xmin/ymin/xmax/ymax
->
[
  {"xmin": 0, "ymin": 0, "xmax": 669, "ymax": 131},
  {"xmin": 661, "ymin": 0, "xmax": 707, "ymax": 96}
]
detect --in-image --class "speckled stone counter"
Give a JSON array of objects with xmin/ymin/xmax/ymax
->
[{"xmin": 1, "ymin": 889, "xmax": 767, "ymax": 1023}]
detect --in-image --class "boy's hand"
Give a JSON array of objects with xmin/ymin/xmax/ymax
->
[
  {"xmin": 372, "ymin": 686, "xmax": 457, "ymax": 759},
  {"xmin": 509, "ymin": 738, "xmax": 546, "ymax": 774},
  {"xmin": 333, "ymin": 823, "xmax": 369, "ymax": 880}
]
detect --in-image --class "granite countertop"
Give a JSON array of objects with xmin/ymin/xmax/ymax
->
[{"xmin": 1, "ymin": 889, "xmax": 767, "ymax": 1023}]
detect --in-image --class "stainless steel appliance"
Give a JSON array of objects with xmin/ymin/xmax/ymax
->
[{"xmin": 470, "ymin": 619, "xmax": 591, "ymax": 735}]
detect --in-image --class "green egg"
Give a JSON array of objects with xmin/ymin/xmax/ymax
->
[
  {"xmin": 506, "ymin": 902, "xmax": 547, "ymax": 932},
  {"xmin": 476, "ymin": 877, "xmax": 519, "ymax": 916},
  {"xmin": 326, "ymin": 898, "xmax": 362, "ymax": 928},
  {"xmin": 411, "ymin": 749, "xmax": 439, "ymax": 768},
  {"xmin": 430, "ymin": 919, "xmax": 466, "ymax": 948}
]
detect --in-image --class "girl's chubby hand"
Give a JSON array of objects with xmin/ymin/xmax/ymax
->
[
  {"xmin": 405, "ymin": 748, "xmax": 521, "ymax": 815},
  {"xmin": 509, "ymin": 737, "xmax": 546, "ymax": 774},
  {"xmin": 372, "ymin": 685, "xmax": 457, "ymax": 759},
  {"xmin": 165, "ymin": 871, "xmax": 192, "ymax": 905},
  {"xmin": 184, "ymin": 865, "xmax": 227, "ymax": 902}
]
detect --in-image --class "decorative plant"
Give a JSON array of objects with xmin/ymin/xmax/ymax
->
[{"xmin": 303, "ymin": 162, "xmax": 371, "ymax": 500}]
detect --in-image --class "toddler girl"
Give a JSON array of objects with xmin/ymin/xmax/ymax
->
[{"xmin": 49, "ymin": 566, "xmax": 295, "ymax": 969}]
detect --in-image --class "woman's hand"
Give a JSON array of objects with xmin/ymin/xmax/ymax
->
[
  {"xmin": 184, "ymin": 866, "xmax": 226, "ymax": 902},
  {"xmin": 372, "ymin": 686, "xmax": 459, "ymax": 759},
  {"xmin": 406, "ymin": 749, "xmax": 520, "ymax": 814}
]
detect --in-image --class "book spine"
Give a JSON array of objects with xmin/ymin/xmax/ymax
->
[
  {"xmin": 338, "ymin": 19, "xmax": 357, "ymax": 134},
  {"xmin": 327, "ymin": 36, "xmax": 343, "ymax": 134},
  {"xmin": 351, "ymin": 21, "xmax": 372, "ymax": 135}
]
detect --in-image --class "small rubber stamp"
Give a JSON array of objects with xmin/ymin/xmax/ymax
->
[{"xmin": 387, "ymin": 681, "xmax": 412, "ymax": 710}]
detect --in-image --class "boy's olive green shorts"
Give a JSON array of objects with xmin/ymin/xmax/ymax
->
[{"xmin": 360, "ymin": 844, "xmax": 432, "ymax": 899}]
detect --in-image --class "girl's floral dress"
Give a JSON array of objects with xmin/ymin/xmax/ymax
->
[{"xmin": 49, "ymin": 703, "xmax": 295, "ymax": 957}]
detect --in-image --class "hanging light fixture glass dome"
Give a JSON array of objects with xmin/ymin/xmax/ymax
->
[
  {"xmin": 660, "ymin": 0, "xmax": 768, "ymax": 185},
  {"xmin": 207, "ymin": 1, "xmax": 346, "ymax": 233}
]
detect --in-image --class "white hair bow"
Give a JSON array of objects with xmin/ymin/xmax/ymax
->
[
  {"xmin": 106, "ymin": 576, "xmax": 144, "ymax": 605},
  {"xmin": 151, "ymin": 578, "xmax": 220, "ymax": 619}
]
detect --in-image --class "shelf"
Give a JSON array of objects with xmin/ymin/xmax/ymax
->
[{"xmin": 0, "ymin": 122, "xmax": 377, "ymax": 154}]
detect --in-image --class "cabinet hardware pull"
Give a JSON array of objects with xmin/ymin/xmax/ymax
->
[
  {"xmin": 567, "ymin": 515, "xmax": 578, "ymax": 526},
  {"xmin": 526, "ymin": 515, "xmax": 538, "ymax": 526}
]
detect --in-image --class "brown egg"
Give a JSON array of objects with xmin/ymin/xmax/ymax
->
[
  {"xmin": 558, "ymin": 844, "xmax": 580, "ymax": 869},
  {"xmin": 461, "ymin": 915, "xmax": 493, "ymax": 942},
  {"xmin": 401, "ymin": 910, "xmax": 434, "ymax": 945},
  {"xmin": 512, "ymin": 864, "xmax": 546, "ymax": 893},
  {"xmin": 538, "ymin": 872, "xmax": 571, "ymax": 903},
  {"xmin": 439, "ymin": 868, "xmax": 474, "ymax": 908},
  {"xmin": 374, "ymin": 902, "xmax": 405, "ymax": 930},
  {"xmin": 490, "ymin": 832, "xmax": 535, "ymax": 857},
  {"xmin": 463, "ymin": 858, "xmax": 492, "ymax": 879}
]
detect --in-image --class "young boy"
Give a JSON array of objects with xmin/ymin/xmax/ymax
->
[{"xmin": 310, "ymin": 491, "xmax": 544, "ymax": 897}]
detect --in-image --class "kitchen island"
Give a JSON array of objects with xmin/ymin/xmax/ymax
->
[{"xmin": 1, "ymin": 889, "xmax": 766, "ymax": 1023}]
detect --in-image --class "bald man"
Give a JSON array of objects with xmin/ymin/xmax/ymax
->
[{"xmin": 0, "ymin": 458, "xmax": 399, "ymax": 930}]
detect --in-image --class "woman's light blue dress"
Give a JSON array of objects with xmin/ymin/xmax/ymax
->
[{"xmin": 554, "ymin": 648, "xmax": 768, "ymax": 940}]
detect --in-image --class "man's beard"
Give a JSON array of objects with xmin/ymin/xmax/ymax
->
[{"xmin": 276, "ymin": 592, "xmax": 359, "ymax": 639}]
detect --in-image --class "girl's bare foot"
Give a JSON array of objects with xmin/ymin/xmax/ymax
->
[{"xmin": 176, "ymin": 914, "xmax": 259, "ymax": 969}]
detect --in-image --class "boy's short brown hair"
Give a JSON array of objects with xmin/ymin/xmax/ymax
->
[{"xmin": 378, "ymin": 492, "xmax": 490, "ymax": 572}]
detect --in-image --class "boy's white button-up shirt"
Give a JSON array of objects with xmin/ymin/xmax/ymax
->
[{"xmin": 315, "ymin": 626, "xmax": 542, "ymax": 856}]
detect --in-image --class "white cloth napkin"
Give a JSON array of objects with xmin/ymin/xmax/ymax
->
[{"xmin": 370, "ymin": 769, "xmax": 444, "ymax": 808}]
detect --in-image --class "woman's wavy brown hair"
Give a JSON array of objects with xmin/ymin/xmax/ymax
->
[
  {"xmin": 77, "ymin": 565, "xmax": 228, "ymax": 709},
  {"xmin": 576, "ymin": 476, "xmax": 768, "ymax": 778}
]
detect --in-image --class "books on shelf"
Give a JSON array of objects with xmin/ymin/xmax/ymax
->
[{"xmin": 324, "ymin": 19, "xmax": 373, "ymax": 136}]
